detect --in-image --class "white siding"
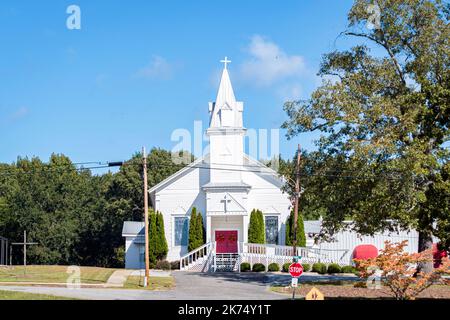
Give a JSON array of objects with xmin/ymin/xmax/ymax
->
[
  {"xmin": 124, "ymin": 237, "xmax": 142, "ymax": 269},
  {"xmin": 310, "ymin": 228, "xmax": 419, "ymax": 265},
  {"xmin": 243, "ymin": 170, "xmax": 291, "ymax": 246},
  {"xmin": 154, "ymin": 167, "xmax": 209, "ymax": 261}
]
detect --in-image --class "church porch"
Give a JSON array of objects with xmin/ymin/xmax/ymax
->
[{"xmin": 207, "ymin": 215, "xmax": 247, "ymax": 254}]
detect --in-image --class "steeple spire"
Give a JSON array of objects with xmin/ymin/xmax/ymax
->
[
  {"xmin": 208, "ymin": 57, "xmax": 243, "ymax": 129},
  {"xmin": 215, "ymin": 65, "xmax": 236, "ymax": 106}
]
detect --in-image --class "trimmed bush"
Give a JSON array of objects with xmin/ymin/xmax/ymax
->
[
  {"xmin": 327, "ymin": 263, "xmax": 342, "ymax": 274},
  {"xmin": 252, "ymin": 263, "xmax": 266, "ymax": 272},
  {"xmin": 170, "ymin": 260, "xmax": 180, "ymax": 270},
  {"xmin": 341, "ymin": 265, "xmax": 356, "ymax": 274},
  {"xmin": 318, "ymin": 265, "xmax": 327, "ymax": 274},
  {"xmin": 156, "ymin": 211, "xmax": 168, "ymax": 260},
  {"xmin": 285, "ymin": 209, "xmax": 306, "ymax": 247},
  {"xmin": 240, "ymin": 262, "xmax": 251, "ymax": 272},
  {"xmin": 148, "ymin": 210, "xmax": 169, "ymax": 264},
  {"xmin": 268, "ymin": 263, "xmax": 280, "ymax": 272},
  {"xmin": 282, "ymin": 263, "xmax": 291, "ymax": 272},
  {"xmin": 155, "ymin": 260, "xmax": 171, "ymax": 270},
  {"xmin": 248, "ymin": 209, "xmax": 265, "ymax": 244},
  {"xmin": 312, "ymin": 262, "xmax": 327, "ymax": 274},
  {"xmin": 302, "ymin": 263, "xmax": 311, "ymax": 272},
  {"xmin": 188, "ymin": 207, "xmax": 205, "ymax": 251},
  {"xmin": 354, "ymin": 281, "xmax": 367, "ymax": 288}
]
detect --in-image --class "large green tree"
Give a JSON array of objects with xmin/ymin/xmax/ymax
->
[{"xmin": 282, "ymin": 0, "xmax": 450, "ymax": 270}]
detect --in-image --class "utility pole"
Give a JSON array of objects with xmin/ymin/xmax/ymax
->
[
  {"xmin": 292, "ymin": 144, "xmax": 301, "ymax": 261},
  {"xmin": 143, "ymin": 147, "xmax": 150, "ymax": 287}
]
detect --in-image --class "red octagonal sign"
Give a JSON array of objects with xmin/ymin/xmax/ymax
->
[{"xmin": 289, "ymin": 263, "xmax": 303, "ymax": 278}]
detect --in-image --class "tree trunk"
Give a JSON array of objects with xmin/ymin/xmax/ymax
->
[{"xmin": 417, "ymin": 230, "xmax": 434, "ymax": 273}]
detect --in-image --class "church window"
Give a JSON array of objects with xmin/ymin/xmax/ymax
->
[
  {"xmin": 265, "ymin": 216, "xmax": 278, "ymax": 245},
  {"xmin": 174, "ymin": 217, "xmax": 189, "ymax": 246}
]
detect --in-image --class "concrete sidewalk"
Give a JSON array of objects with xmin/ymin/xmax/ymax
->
[
  {"xmin": 130, "ymin": 269, "xmax": 171, "ymax": 277},
  {"xmin": 105, "ymin": 270, "xmax": 134, "ymax": 287}
]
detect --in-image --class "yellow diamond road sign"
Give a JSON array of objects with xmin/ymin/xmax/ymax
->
[{"xmin": 305, "ymin": 287, "xmax": 324, "ymax": 300}]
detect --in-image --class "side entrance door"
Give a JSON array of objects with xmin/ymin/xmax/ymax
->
[{"xmin": 215, "ymin": 230, "xmax": 238, "ymax": 253}]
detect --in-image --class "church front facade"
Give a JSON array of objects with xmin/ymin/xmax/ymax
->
[{"xmin": 122, "ymin": 60, "xmax": 292, "ymax": 268}]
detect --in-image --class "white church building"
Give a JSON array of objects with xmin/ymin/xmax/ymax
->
[
  {"xmin": 122, "ymin": 59, "xmax": 423, "ymax": 271},
  {"xmin": 123, "ymin": 59, "xmax": 292, "ymax": 270}
]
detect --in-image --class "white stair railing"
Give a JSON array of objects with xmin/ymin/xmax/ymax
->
[{"xmin": 179, "ymin": 242, "xmax": 215, "ymax": 271}]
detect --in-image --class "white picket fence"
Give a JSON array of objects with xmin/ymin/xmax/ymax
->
[{"xmin": 240, "ymin": 243, "xmax": 351, "ymax": 267}]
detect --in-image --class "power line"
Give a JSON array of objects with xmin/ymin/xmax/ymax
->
[{"xmin": 0, "ymin": 158, "xmax": 413, "ymax": 182}]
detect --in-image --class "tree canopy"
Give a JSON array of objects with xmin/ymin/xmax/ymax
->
[
  {"xmin": 0, "ymin": 148, "xmax": 187, "ymax": 266},
  {"xmin": 282, "ymin": 0, "xmax": 450, "ymax": 254}
]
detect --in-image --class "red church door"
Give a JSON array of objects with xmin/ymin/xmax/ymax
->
[{"xmin": 215, "ymin": 230, "xmax": 238, "ymax": 253}]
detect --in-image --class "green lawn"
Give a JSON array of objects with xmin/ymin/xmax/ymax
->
[
  {"xmin": 0, "ymin": 265, "xmax": 116, "ymax": 284},
  {"xmin": 123, "ymin": 276, "xmax": 174, "ymax": 291},
  {"xmin": 0, "ymin": 289, "xmax": 75, "ymax": 300}
]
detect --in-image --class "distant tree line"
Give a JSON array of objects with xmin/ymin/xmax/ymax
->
[{"xmin": 0, "ymin": 148, "xmax": 189, "ymax": 267}]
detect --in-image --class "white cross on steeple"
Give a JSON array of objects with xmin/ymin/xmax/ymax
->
[{"xmin": 220, "ymin": 56, "xmax": 232, "ymax": 69}]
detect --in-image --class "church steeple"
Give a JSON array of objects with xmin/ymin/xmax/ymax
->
[
  {"xmin": 206, "ymin": 57, "xmax": 246, "ymax": 183},
  {"xmin": 208, "ymin": 57, "xmax": 243, "ymax": 129}
]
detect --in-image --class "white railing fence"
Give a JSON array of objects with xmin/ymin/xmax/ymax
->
[{"xmin": 241, "ymin": 243, "xmax": 350, "ymax": 266}]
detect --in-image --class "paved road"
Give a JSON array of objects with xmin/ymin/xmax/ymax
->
[
  {"xmin": 0, "ymin": 272, "xmax": 360, "ymax": 300},
  {"xmin": 0, "ymin": 272, "xmax": 288, "ymax": 300}
]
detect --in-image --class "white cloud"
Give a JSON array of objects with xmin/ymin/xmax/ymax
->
[
  {"xmin": 277, "ymin": 83, "xmax": 303, "ymax": 101},
  {"xmin": 136, "ymin": 55, "xmax": 175, "ymax": 80},
  {"xmin": 10, "ymin": 107, "xmax": 29, "ymax": 120},
  {"xmin": 239, "ymin": 35, "xmax": 306, "ymax": 87}
]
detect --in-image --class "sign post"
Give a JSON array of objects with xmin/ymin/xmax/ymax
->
[{"xmin": 289, "ymin": 262, "xmax": 303, "ymax": 300}]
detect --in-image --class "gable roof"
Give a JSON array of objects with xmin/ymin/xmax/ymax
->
[
  {"xmin": 148, "ymin": 156, "xmax": 206, "ymax": 194},
  {"xmin": 148, "ymin": 153, "xmax": 287, "ymax": 194},
  {"xmin": 122, "ymin": 221, "xmax": 144, "ymax": 236},
  {"xmin": 223, "ymin": 192, "xmax": 247, "ymax": 212}
]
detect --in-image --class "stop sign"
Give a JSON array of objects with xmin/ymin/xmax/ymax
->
[{"xmin": 289, "ymin": 262, "xmax": 303, "ymax": 278}]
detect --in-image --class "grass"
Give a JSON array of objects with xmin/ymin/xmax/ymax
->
[
  {"xmin": 0, "ymin": 289, "xmax": 75, "ymax": 300},
  {"xmin": 123, "ymin": 276, "xmax": 174, "ymax": 291},
  {"xmin": 0, "ymin": 265, "xmax": 116, "ymax": 284},
  {"xmin": 270, "ymin": 283, "xmax": 450, "ymax": 299}
]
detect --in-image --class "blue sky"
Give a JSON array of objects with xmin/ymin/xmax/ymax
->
[{"xmin": 0, "ymin": 0, "xmax": 360, "ymax": 168}]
